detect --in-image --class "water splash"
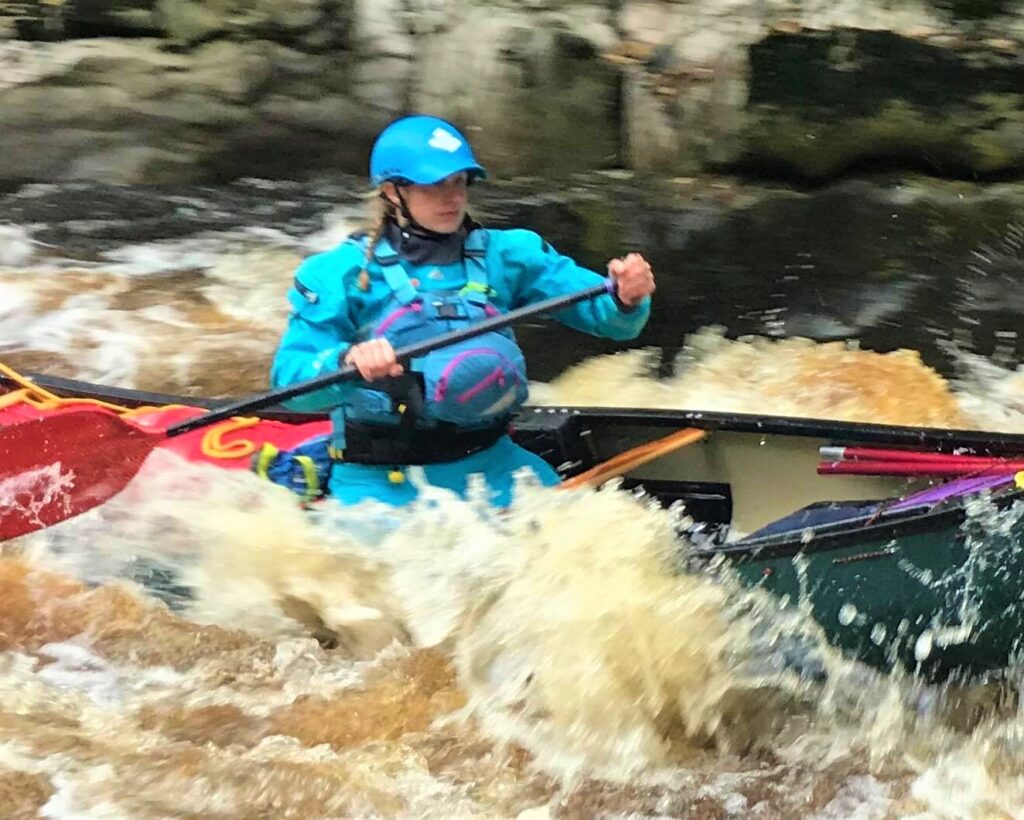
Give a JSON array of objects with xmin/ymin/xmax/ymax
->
[
  {"xmin": 530, "ymin": 328, "xmax": 1013, "ymax": 431},
  {"xmin": 3, "ymin": 445, "xmax": 1024, "ymax": 814}
]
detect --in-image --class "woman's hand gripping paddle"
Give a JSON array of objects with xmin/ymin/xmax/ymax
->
[{"xmin": 0, "ymin": 281, "xmax": 614, "ymax": 541}]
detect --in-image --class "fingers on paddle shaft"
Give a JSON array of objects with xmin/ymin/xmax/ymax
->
[
  {"xmin": 345, "ymin": 339, "xmax": 404, "ymax": 381},
  {"xmin": 0, "ymin": 411, "xmax": 158, "ymax": 541}
]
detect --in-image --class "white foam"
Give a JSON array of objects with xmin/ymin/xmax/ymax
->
[
  {"xmin": 807, "ymin": 776, "xmax": 893, "ymax": 820},
  {"xmin": 36, "ymin": 642, "xmax": 123, "ymax": 708},
  {"xmin": 0, "ymin": 224, "xmax": 37, "ymax": 266}
]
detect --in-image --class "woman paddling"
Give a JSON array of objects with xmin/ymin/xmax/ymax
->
[{"xmin": 270, "ymin": 114, "xmax": 656, "ymax": 507}]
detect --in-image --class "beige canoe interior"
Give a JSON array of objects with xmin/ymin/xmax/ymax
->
[{"xmin": 585, "ymin": 423, "xmax": 931, "ymax": 538}]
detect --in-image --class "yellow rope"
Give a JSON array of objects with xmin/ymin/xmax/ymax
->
[
  {"xmin": 0, "ymin": 361, "xmax": 260, "ymax": 460},
  {"xmin": 200, "ymin": 416, "xmax": 261, "ymax": 458},
  {"xmin": 0, "ymin": 361, "xmax": 133, "ymax": 412}
]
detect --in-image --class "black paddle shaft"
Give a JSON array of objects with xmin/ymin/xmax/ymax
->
[{"xmin": 166, "ymin": 280, "xmax": 614, "ymax": 437}]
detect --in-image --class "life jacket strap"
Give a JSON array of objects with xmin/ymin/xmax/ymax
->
[{"xmin": 350, "ymin": 228, "xmax": 493, "ymax": 306}]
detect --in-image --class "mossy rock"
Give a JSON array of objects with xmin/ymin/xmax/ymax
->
[
  {"xmin": 732, "ymin": 29, "xmax": 1024, "ymax": 179},
  {"xmin": 933, "ymin": 0, "xmax": 1024, "ymax": 20}
]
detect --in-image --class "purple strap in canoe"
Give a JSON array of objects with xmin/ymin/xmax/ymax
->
[{"xmin": 888, "ymin": 472, "xmax": 1017, "ymax": 513}]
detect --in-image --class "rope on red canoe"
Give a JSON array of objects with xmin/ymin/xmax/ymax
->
[{"xmin": 0, "ymin": 362, "xmax": 259, "ymax": 459}]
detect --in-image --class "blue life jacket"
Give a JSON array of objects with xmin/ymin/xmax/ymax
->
[{"xmin": 343, "ymin": 229, "xmax": 529, "ymax": 430}]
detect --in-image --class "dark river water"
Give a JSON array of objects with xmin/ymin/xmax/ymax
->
[{"xmin": 3, "ymin": 172, "xmax": 1022, "ymax": 385}]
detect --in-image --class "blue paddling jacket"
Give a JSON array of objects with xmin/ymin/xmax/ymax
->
[{"xmin": 271, "ymin": 224, "xmax": 651, "ymax": 459}]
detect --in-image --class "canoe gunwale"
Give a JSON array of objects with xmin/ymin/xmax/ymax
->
[
  {"xmin": 12, "ymin": 371, "xmax": 1024, "ymax": 457},
  {"xmin": 557, "ymin": 407, "xmax": 1024, "ymax": 458}
]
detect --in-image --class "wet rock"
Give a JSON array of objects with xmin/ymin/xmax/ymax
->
[
  {"xmin": 0, "ymin": 1, "xmax": 621, "ymax": 183},
  {"xmin": 733, "ymin": 29, "xmax": 1024, "ymax": 179},
  {"xmin": 155, "ymin": 0, "xmax": 348, "ymax": 48},
  {"xmin": 2, "ymin": 0, "xmax": 163, "ymax": 40},
  {"xmin": 65, "ymin": 0, "xmax": 164, "ymax": 37},
  {"xmin": 0, "ymin": 1, "xmax": 1023, "ymax": 188}
]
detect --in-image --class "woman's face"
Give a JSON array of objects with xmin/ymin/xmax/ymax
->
[{"xmin": 385, "ymin": 172, "xmax": 469, "ymax": 234}]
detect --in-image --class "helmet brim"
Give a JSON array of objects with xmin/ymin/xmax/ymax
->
[{"xmin": 400, "ymin": 162, "xmax": 488, "ymax": 186}]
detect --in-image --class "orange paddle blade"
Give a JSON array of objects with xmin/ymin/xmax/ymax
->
[{"xmin": 0, "ymin": 411, "xmax": 162, "ymax": 541}]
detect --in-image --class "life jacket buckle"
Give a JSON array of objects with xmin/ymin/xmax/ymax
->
[{"xmin": 436, "ymin": 301, "xmax": 462, "ymax": 319}]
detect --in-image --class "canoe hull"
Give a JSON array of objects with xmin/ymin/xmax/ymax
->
[{"xmin": 724, "ymin": 504, "xmax": 1024, "ymax": 679}]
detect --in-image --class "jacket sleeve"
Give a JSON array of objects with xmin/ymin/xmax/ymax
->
[
  {"xmin": 269, "ymin": 251, "xmax": 361, "ymax": 412},
  {"xmin": 497, "ymin": 229, "xmax": 650, "ymax": 341}
]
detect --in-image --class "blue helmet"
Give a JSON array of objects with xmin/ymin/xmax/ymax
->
[{"xmin": 369, "ymin": 115, "xmax": 487, "ymax": 187}]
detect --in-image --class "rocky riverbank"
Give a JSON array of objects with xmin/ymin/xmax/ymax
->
[{"xmin": 2, "ymin": 0, "xmax": 1023, "ymax": 185}]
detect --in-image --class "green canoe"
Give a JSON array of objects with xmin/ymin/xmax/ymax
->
[{"xmin": 516, "ymin": 406, "xmax": 1024, "ymax": 681}]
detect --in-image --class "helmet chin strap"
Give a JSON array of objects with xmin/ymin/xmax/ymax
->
[{"xmin": 382, "ymin": 186, "xmax": 456, "ymax": 240}]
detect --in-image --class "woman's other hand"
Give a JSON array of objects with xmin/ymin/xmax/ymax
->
[
  {"xmin": 607, "ymin": 253, "xmax": 655, "ymax": 307},
  {"xmin": 344, "ymin": 338, "xmax": 405, "ymax": 381}
]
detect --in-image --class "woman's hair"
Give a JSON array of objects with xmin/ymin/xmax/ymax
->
[{"xmin": 357, "ymin": 190, "xmax": 396, "ymax": 291}]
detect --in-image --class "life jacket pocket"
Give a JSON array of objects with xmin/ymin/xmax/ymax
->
[
  {"xmin": 420, "ymin": 335, "xmax": 528, "ymax": 426},
  {"xmin": 351, "ymin": 294, "xmax": 529, "ymax": 427}
]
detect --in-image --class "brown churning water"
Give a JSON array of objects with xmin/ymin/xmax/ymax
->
[{"xmin": 2, "ymin": 238, "xmax": 1024, "ymax": 817}]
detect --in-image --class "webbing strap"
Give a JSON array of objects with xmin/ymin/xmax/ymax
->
[
  {"xmin": 357, "ymin": 230, "xmax": 494, "ymax": 304},
  {"xmin": 462, "ymin": 228, "xmax": 490, "ymax": 293},
  {"xmin": 373, "ymin": 237, "xmax": 419, "ymax": 305}
]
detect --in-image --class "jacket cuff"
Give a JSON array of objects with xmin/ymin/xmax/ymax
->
[{"xmin": 613, "ymin": 292, "xmax": 647, "ymax": 313}]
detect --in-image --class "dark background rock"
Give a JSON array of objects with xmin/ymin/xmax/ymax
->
[
  {"xmin": 4, "ymin": 0, "xmax": 163, "ymax": 39},
  {"xmin": 732, "ymin": 29, "xmax": 1024, "ymax": 180},
  {"xmin": 2, "ymin": 0, "xmax": 1022, "ymax": 186}
]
